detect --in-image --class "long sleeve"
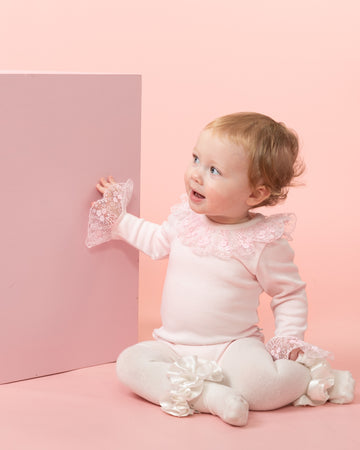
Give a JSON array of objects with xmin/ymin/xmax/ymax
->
[
  {"xmin": 112, "ymin": 213, "xmax": 174, "ymax": 260},
  {"xmin": 256, "ymin": 238, "xmax": 308, "ymax": 340},
  {"xmin": 256, "ymin": 239, "xmax": 332, "ymax": 361}
]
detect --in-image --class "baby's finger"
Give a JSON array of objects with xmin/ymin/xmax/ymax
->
[
  {"xmin": 289, "ymin": 348, "xmax": 303, "ymax": 361},
  {"xmin": 96, "ymin": 183, "xmax": 106, "ymax": 194},
  {"xmin": 99, "ymin": 177, "xmax": 110, "ymax": 187}
]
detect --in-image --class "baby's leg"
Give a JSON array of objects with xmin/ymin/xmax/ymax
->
[
  {"xmin": 219, "ymin": 338, "xmax": 311, "ymax": 410},
  {"xmin": 116, "ymin": 341, "xmax": 177, "ymax": 405},
  {"xmin": 117, "ymin": 341, "xmax": 249, "ymax": 426}
]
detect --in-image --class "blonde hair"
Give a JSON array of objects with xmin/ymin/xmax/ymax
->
[{"xmin": 205, "ymin": 112, "xmax": 304, "ymax": 207}]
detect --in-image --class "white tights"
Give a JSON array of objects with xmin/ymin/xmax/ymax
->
[{"xmin": 116, "ymin": 338, "xmax": 313, "ymax": 425}]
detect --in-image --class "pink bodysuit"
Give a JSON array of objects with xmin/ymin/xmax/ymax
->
[{"xmin": 111, "ymin": 196, "xmax": 308, "ymax": 349}]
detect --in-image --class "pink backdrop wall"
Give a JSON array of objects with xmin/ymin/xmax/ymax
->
[
  {"xmin": 1, "ymin": 1, "xmax": 359, "ymax": 373},
  {"xmin": 0, "ymin": 74, "xmax": 141, "ymax": 383}
]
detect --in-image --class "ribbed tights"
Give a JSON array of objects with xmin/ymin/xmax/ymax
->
[{"xmin": 116, "ymin": 338, "xmax": 311, "ymax": 426}]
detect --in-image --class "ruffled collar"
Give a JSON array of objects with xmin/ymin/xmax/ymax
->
[{"xmin": 170, "ymin": 196, "xmax": 296, "ymax": 260}]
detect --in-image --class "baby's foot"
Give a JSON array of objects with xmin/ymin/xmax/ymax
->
[
  {"xmin": 294, "ymin": 356, "xmax": 334, "ymax": 406},
  {"xmin": 220, "ymin": 391, "xmax": 249, "ymax": 426},
  {"xmin": 294, "ymin": 356, "xmax": 355, "ymax": 407},
  {"xmin": 194, "ymin": 383, "xmax": 249, "ymax": 426},
  {"xmin": 328, "ymin": 370, "xmax": 355, "ymax": 404}
]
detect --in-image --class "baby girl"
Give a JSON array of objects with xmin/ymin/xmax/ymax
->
[{"xmin": 87, "ymin": 112, "xmax": 354, "ymax": 426}]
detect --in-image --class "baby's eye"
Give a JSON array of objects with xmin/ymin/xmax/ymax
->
[
  {"xmin": 193, "ymin": 154, "xmax": 200, "ymax": 164},
  {"xmin": 210, "ymin": 166, "xmax": 221, "ymax": 175}
]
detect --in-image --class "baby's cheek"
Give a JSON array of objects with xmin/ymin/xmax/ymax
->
[
  {"xmin": 184, "ymin": 170, "xmax": 191, "ymax": 187},
  {"xmin": 207, "ymin": 182, "xmax": 227, "ymax": 200}
]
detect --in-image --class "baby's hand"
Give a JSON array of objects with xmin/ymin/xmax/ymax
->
[
  {"xmin": 86, "ymin": 178, "xmax": 133, "ymax": 248},
  {"xmin": 96, "ymin": 176, "xmax": 117, "ymax": 195},
  {"xmin": 289, "ymin": 348, "xmax": 304, "ymax": 361}
]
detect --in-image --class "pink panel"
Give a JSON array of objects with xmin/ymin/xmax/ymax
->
[{"xmin": 0, "ymin": 74, "xmax": 141, "ymax": 383}]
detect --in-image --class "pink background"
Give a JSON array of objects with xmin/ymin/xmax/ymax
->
[
  {"xmin": 0, "ymin": 74, "xmax": 141, "ymax": 383},
  {"xmin": 0, "ymin": 0, "xmax": 359, "ymax": 370},
  {"xmin": 0, "ymin": 2, "xmax": 359, "ymax": 449}
]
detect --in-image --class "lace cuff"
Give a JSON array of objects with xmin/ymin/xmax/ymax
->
[
  {"xmin": 266, "ymin": 336, "xmax": 332, "ymax": 361},
  {"xmin": 86, "ymin": 179, "xmax": 133, "ymax": 248},
  {"xmin": 160, "ymin": 355, "xmax": 224, "ymax": 417}
]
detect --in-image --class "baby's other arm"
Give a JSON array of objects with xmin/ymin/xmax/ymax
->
[
  {"xmin": 257, "ymin": 239, "xmax": 331, "ymax": 362},
  {"xmin": 257, "ymin": 238, "xmax": 308, "ymax": 340},
  {"xmin": 256, "ymin": 239, "xmax": 308, "ymax": 360}
]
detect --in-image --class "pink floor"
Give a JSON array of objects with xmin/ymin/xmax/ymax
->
[{"xmin": 1, "ymin": 362, "xmax": 359, "ymax": 450}]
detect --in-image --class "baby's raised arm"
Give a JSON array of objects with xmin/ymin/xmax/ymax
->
[{"xmin": 86, "ymin": 177, "xmax": 173, "ymax": 260}]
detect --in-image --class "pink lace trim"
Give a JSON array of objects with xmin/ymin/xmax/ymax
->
[
  {"xmin": 266, "ymin": 336, "xmax": 333, "ymax": 361},
  {"xmin": 86, "ymin": 180, "xmax": 133, "ymax": 248},
  {"xmin": 170, "ymin": 197, "xmax": 296, "ymax": 259}
]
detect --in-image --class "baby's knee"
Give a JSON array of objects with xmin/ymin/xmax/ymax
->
[
  {"xmin": 116, "ymin": 341, "xmax": 172, "ymax": 384},
  {"xmin": 116, "ymin": 344, "xmax": 142, "ymax": 384},
  {"xmin": 258, "ymin": 361, "xmax": 311, "ymax": 410},
  {"xmin": 275, "ymin": 359, "xmax": 311, "ymax": 386},
  {"xmin": 246, "ymin": 361, "xmax": 311, "ymax": 410}
]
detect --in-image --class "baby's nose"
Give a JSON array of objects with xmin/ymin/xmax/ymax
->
[{"xmin": 191, "ymin": 167, "xmax": 203, "ymax": 183}]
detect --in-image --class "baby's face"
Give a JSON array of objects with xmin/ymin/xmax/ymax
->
[{"xmin": 184, "ymin": 129, "xmax": 254, "ymax": 224}]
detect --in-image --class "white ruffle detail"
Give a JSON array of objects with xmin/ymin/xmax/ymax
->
[
  {"xmin": 170, "ymin": 197, "xmax": 296, "ymax": 259},
  {"xmin": 293, "ymin": 354, "xmax": 335, "ymax": 406},
  {"xmin": 266, "ymin": 336, "xmax": 333, "ymax": 361},
  {"xmin": 160, "ymin": 355, "xmax": 224, "ymax": 417},
  {"xmin": 328, "ymin": 370, "xmax": 355, "ymax": 404},
  {"xmin": 86, "ymin": 180, "xmax": 133, "ymax": 248}
]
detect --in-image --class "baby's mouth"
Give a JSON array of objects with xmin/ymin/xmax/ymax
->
[{"xmin": 192, "ymin": 190, "xmax": 205, "ymax": 199}]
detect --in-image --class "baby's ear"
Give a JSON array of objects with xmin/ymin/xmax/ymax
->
[{"xmin": 247, "ymin": 185, "xmax": 271, "ymax": 207}]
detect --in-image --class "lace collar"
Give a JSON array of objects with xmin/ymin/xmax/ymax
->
[{"xmin": 170, "ymin": 197, "xmax": 296, "ymax": 260}]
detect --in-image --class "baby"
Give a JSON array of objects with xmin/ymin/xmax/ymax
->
[{"xmin": 87, "ymin": 112, "xmax": 354, "ymax": 426}]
